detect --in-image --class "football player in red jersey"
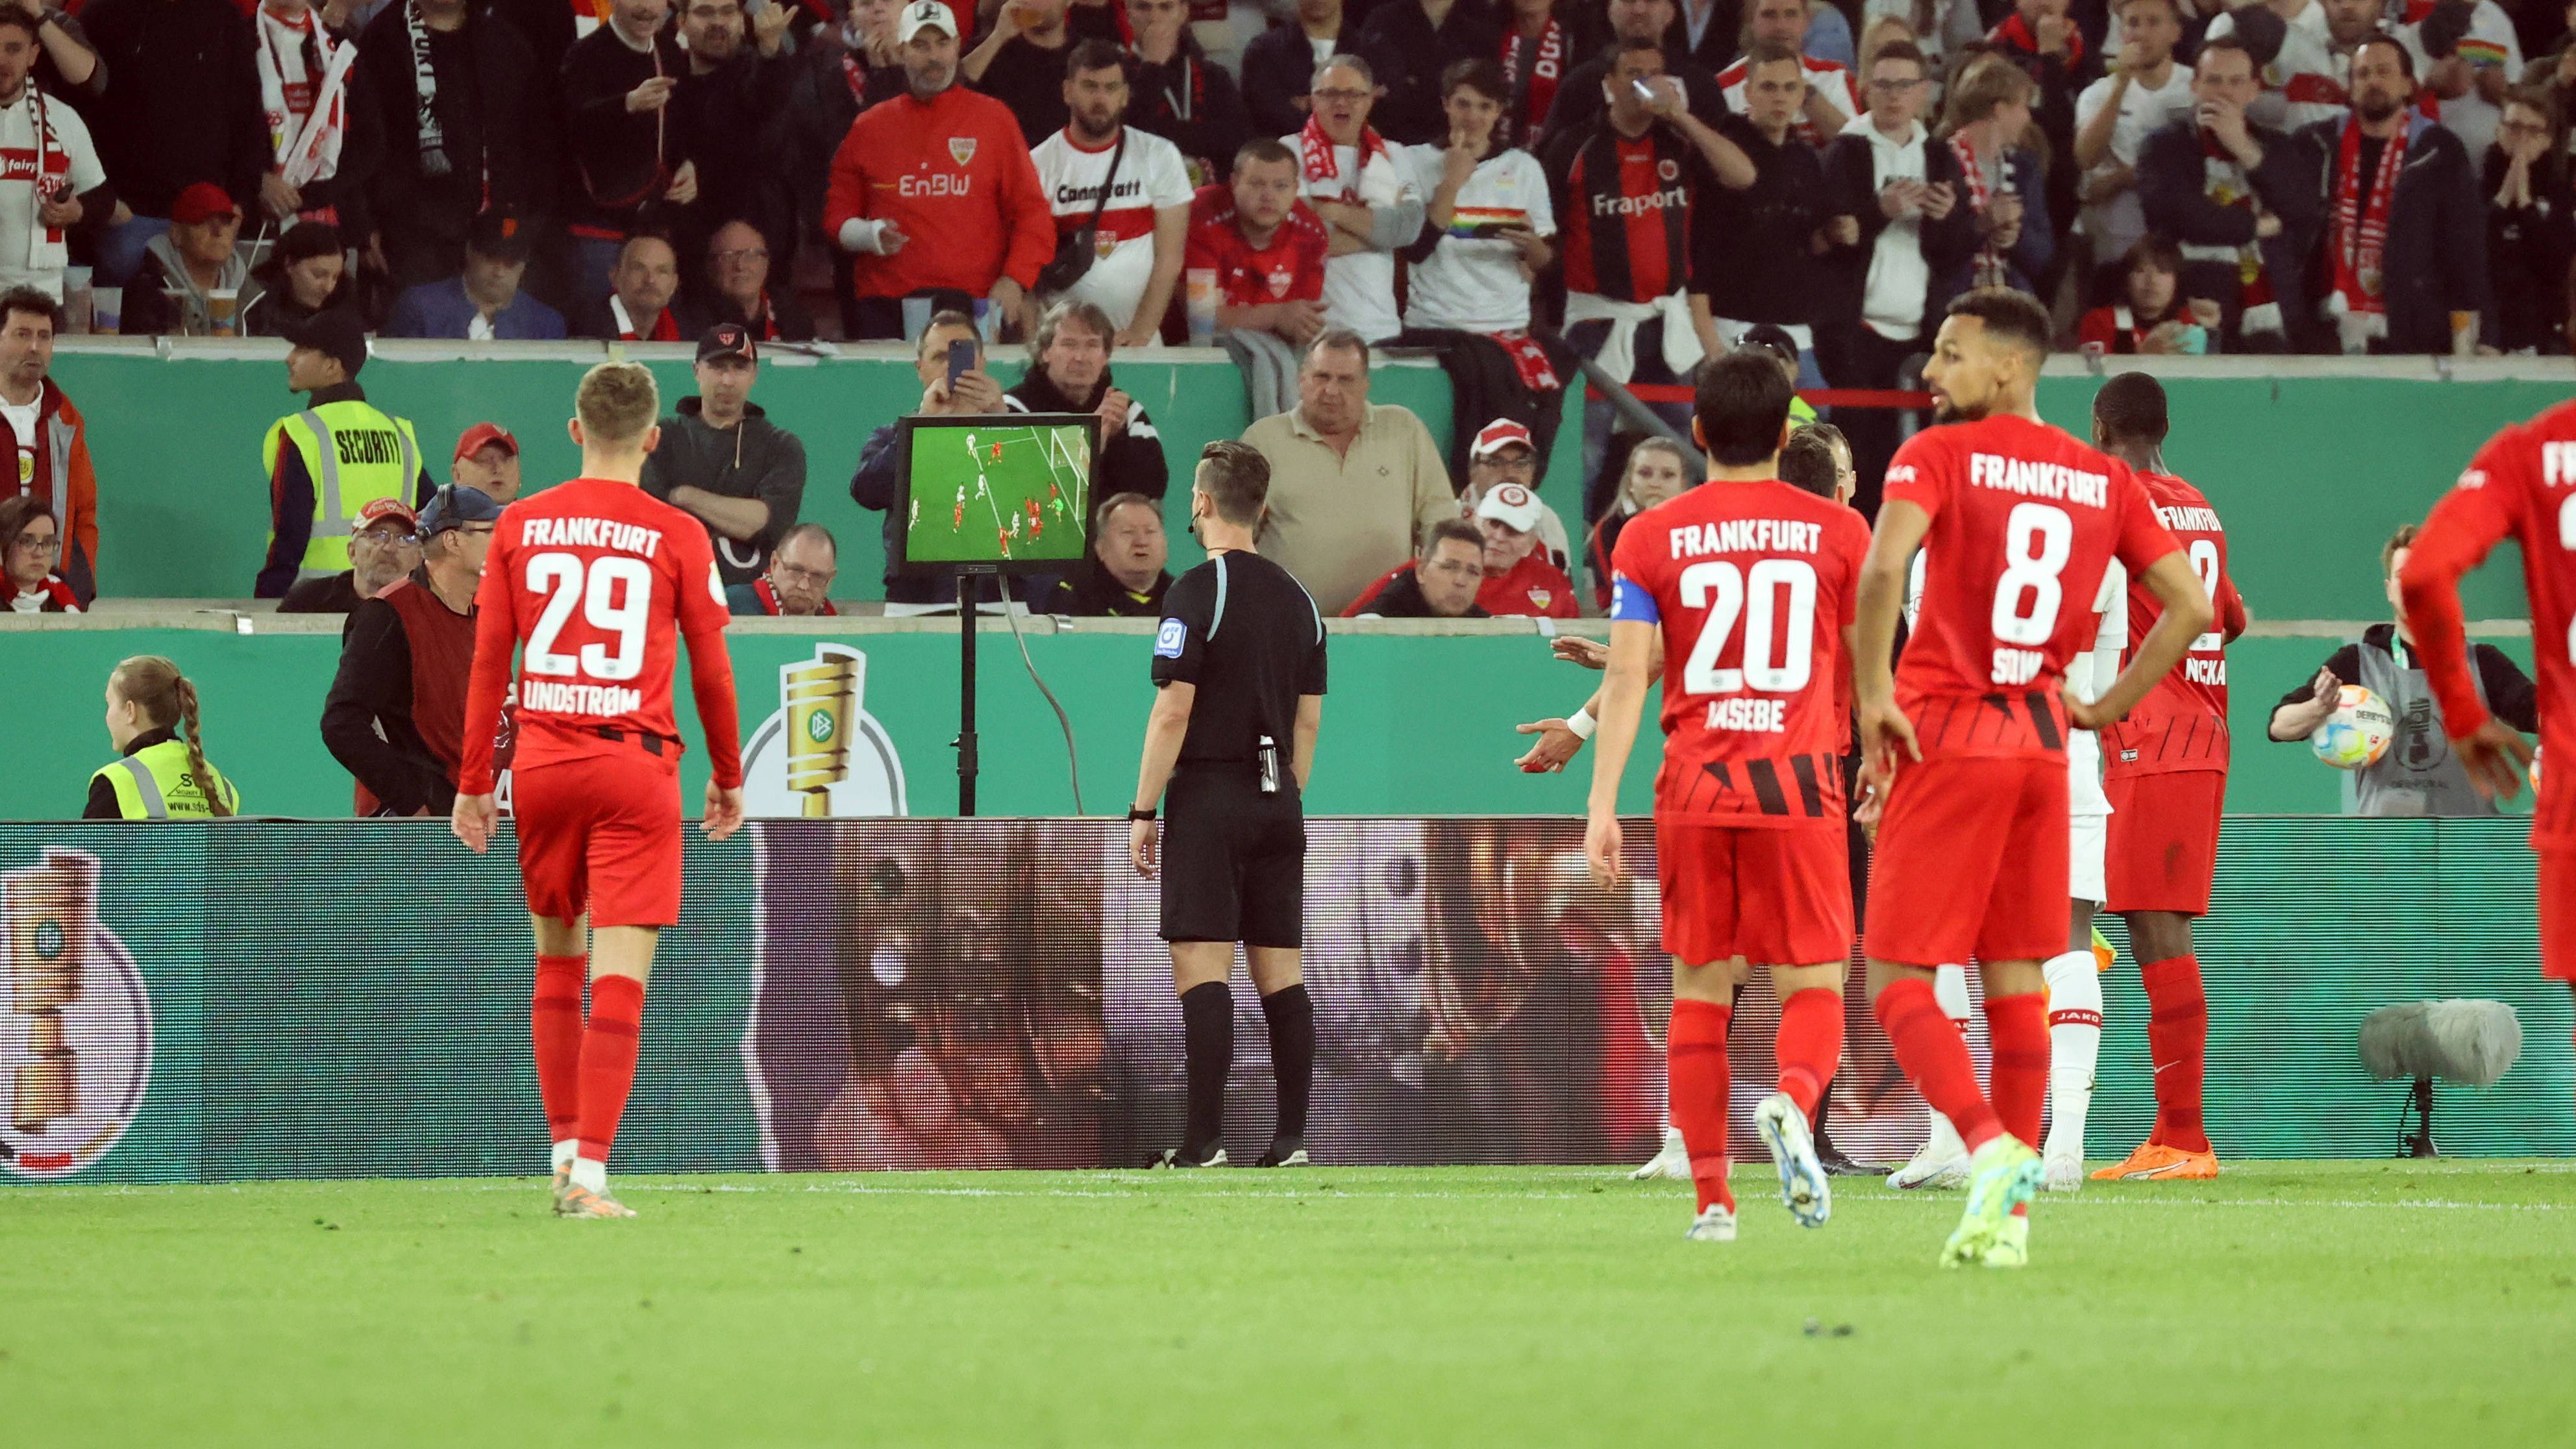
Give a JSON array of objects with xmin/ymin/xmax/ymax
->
[
  {"xmin": 2397, "ymin": 411, "xmax": 2560, "ymax": 1001},
  {"xmin": 2090, "ymin": 372, "xmax": 2249, "ymax": 1183},
  {"xmin": 453, "ymin": 362, "xmax": 747, "ymax": 1220},
  {"xmin": 1852, "ymin": 290, "xmax": 2210, "ymax": 1268},
  {"xmin": 1584, "ymin": 353, "xmax": 1874, "ymax": 1243}
]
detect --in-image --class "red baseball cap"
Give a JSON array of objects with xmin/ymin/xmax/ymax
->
[
  {"xmin": 169, "ymin": 182, "xmax": 239, "ymax": 225},
  {"xmin": 355, "ymin": 497, "xmax": 419, "ymax": 534},
  {"xmin": 453, "ymin": 422, "xmax": 518, "ymax": 462}
]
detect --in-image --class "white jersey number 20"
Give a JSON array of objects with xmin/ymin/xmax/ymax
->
[
  {"xmin": 1678, "ymin": 558, "xmax": 1818, "ymax": 695},
  {"xmin": 523, "ymin": 552, "xmax": 656, "ymax": 681}
]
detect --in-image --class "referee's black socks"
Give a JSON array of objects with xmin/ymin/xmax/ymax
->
[
  {"xmin": 1261, "ymin": 983, "xmax": 1315, "ymax": 1144},
  {"xmin": 1181, "ymin": 981, "xmax": 1233, "ymax": 1158}
]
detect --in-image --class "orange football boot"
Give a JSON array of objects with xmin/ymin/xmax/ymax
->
[{"xmin": 2090, "ymin": 1141, "xmax": 2220, "ymax": 1181}]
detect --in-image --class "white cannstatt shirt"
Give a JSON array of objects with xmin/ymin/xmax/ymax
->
[{"xmin": 1032, "ymin": 125, "xmax": 1196, "ymax": 330}]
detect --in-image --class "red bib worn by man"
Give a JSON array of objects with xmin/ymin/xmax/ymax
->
[
  {"xmin": 2089, "ymin": 373, "xmax": 2248, "ymax": 1183},
  {"xmin": 1581, "ymin": 352, "xmax": 1871, "ymax": 1245},
  {"xmin": 2397, "ymin": 404, "xmax": 2570, "ymax": 998},
  {"xmin": 1852, "ymin": 288, "xmax": 2209, "ymax": 1269},
  {"xmin": 454, "ymin": 361, "xmax": 747, "ymax": 1221}
]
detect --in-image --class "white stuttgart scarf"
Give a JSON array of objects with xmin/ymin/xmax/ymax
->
[
  {"xmin": 7, "ymin": 85, "xmax": 67, "ymax": 273},
  {"xmin": 257, "ymin": 5, "xmax": 355, "ymax": 188}
]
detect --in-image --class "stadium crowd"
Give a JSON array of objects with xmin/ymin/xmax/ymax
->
[{"xmin": 6, "ymin": 0, "xmax": 2575, "ymax": 625}]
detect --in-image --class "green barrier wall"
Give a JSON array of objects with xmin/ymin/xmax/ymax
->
[
  {"xmin": 0, "ymin": 624, "xmax": 2536, "ymax": 821},
  {"xmin": 1, "ymin": 817, "xmax": 2564, "ymax": 1186},
  {"xmin": 55, "ymin": 345, "xmax": 1472, "ymax": 602},
  {"xmin": 46, "ymin": 345, "xmax": 2572, "ymax": 619}
]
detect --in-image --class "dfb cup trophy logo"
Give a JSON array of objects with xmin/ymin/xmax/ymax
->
[
  {"xmin": 1, "ymin": 848, "xmax": 153, "ymax": 1180},
  {"xmin": 741, "ymin": 644, "xmax": 910, "ymax": 817}
]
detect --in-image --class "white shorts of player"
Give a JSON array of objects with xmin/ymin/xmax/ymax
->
[{"xmin": 2068, "ymin": 729, "xmax": 2110, "ymax": 906}]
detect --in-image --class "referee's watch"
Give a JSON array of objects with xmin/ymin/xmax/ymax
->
[{"xmin": 1128, "ymin": 806, "xmax": 1156, "ymax": 821}]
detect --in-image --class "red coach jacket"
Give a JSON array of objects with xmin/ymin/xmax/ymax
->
[{"xmin": 823, "ymin": 83, "xmax": 1056, "ymax": 302}]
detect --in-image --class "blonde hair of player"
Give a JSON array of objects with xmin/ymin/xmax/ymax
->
[
  {"xmin": 106, "ymin": 655, "xmax": 233, "ymax": 818},
  {"xmin": 571, "ymin": 362, "xmax": 663, "ymax": 480}
]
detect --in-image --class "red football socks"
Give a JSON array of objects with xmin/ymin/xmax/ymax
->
[
  {"xmin": 1985, "ymin": 991, "xmax": 2050, "ymax": 1149},
  {"xmin": 1876, "ymin": 976, "xmax": 2002, "ymax": 1154},
  {"xmin": 576, "ymin": 974, "xmax": 648, "ymax": 1165},
  {"xmin": 2142, "ymin": 954, "xmax": 2211, "ymax": 1152},
  {"xmin": 1667, "ymin": 997, "xmax": 1735, "ymax": 1214},
  {"xmin": 532, "ymin": 954, "xmax": 586, "ymax": 1145},
  {"xmin": 1774, "ymin": 987, "xmax": 1842, "ymax": 1121}
]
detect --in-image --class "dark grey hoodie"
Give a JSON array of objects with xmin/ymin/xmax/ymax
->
[{"xmin": 640, "ymin": 395, "xmax": 810, "ymax": 586}]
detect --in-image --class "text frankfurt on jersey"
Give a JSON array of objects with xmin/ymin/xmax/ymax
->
[
  {"xmin": 2156, "ymin": 504, "xmax": 2222, "ymax": 532},
  {"xmin": 523, "ymin": 680, "xmax": 646, "ymax": 717},
  {"xmin": 1666, "ymin": 518, "xmax": 1824, "ymax": 559},
  {"xmin": 520, "ymin": 517, "xmax": 665, "ymax": 556},
  {"xmin": 1970, "ymin": 453, "xmax": 2109, "ymax": 508}
]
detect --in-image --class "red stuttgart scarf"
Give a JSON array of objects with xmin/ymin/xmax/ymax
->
[
  {"xmin": 1300, "ymin": 112, "xmax": 1385, "ymax": 195},
  {"xmin": 1989, "ymin": 12, "xmax": 2082, "ymax": 68},
  {"xmin": 1500, "ymin": 19, "xmax": 1564, "ymax": 147},
  {"xmin": 1950, "ymin": 132, "xmax": 2012, "ymax": 288},
  {"xmin": 2329, "ymin": 118, "xmax": 2407, "ymax": 314},
  {"xmin": 752, "ymin": 578, "xmax": 834, "ymax": 615}
]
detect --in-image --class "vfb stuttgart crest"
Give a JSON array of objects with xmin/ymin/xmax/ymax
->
[{"xmin": 949, "ymin": 136, "xmax": 978, "ymax": 166}]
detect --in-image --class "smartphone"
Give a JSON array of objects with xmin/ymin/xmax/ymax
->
[{"xmin": 946, "ymin": 337, "xmax": 976, "ymax": 389}]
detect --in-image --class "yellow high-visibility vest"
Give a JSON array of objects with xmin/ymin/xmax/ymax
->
[
  {"xmin": 261, "ymin": 401, "xmax": 422, "ymax": 578},
  {"xmin": 90, "ymin": 739, "xmax": 242, "ymax": 819}
]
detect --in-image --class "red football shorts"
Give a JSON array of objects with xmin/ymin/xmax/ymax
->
[
  {"xmin": 2103, "ymin": 770, "xmax": 2226, "ymax": 917},
  {"xmin": 1866, "ymin": 752, "xmax": 2068, "ymax": 967},
  {"xmin": 512, "ymin": 754, "xmax": 685, "ymax": 928},
  {"xmin": 2539, "ymin": 850, "xmax": 2576, "ymax": 982},
  {"xmin": 1655, "ymin": 819, "xmax": 1854, "ymax": 967}
]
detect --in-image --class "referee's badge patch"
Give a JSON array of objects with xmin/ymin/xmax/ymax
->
[{"xmin": 1154, "ymin": 619, "xmax": 1188, "ymax": 657}]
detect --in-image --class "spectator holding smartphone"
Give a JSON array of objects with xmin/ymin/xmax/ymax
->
[{"xmin": 847, "ymin": 310, "xmax": 1008, "ymax": 602}]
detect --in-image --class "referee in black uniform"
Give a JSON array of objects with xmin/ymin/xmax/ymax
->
[{"xmin": 1129, "ymin": 441, "xmax": 1327, "ymax": 1169}]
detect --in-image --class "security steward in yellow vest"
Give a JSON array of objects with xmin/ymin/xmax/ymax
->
[
  {"xmin": 85, "ymin": 729, "xmax": 243, "ymax": 818},
  {"xmin": 254, "ymin": 310, "xmax": 432, "ymax": 599}
]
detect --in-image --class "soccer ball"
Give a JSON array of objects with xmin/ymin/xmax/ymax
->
[{"xmin": 2310, "ymin": 685, "xmax": 2396, "ymax": 770}]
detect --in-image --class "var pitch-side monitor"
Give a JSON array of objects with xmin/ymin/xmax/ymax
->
[{"xmin": 895, "ymin": 413, "xmax": 1100, "ymax": 576}]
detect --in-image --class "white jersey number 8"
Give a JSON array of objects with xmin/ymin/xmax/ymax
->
[
  {"xmin": 1991, "ymin": 502, "xmax": 2073, "ymax": 647},
  {"xmin": 1679, "ymin": 558, "xmax": 1819, "ymax": 695},
  {"xmin": 524, "ymin": 552, "xmax": 655, "ymax": 681}
]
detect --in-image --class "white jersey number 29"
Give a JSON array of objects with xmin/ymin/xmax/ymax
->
[
  {"xmin": 524, "ymin": 552, "xmax": 655, "ymax": 681},
  {"xmin": 1679, "ymin": 558, "xmax": 1818, "ymax": 695},
  {"xmin": 1992, "ymin": 503, "xmax": 2073, "ymax": 647}
]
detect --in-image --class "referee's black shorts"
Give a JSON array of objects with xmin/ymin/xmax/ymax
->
[{"xmin": 1159, "ymin": 766, "xmax": 1306, "ymax": 948}]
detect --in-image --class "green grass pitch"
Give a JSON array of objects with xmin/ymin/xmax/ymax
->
[
  {"xmin": 902, "ymin": 421, "xmax": 1091, "ymax": 567},
  {"xmin": 6, "ymin": 1162, "xmax": 2573, "ymax": 1446}
]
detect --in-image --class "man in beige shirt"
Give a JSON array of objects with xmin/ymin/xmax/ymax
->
[{"xmin": 1238, "ymin": 330, "xmax": 1457, "ymax": 613}]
